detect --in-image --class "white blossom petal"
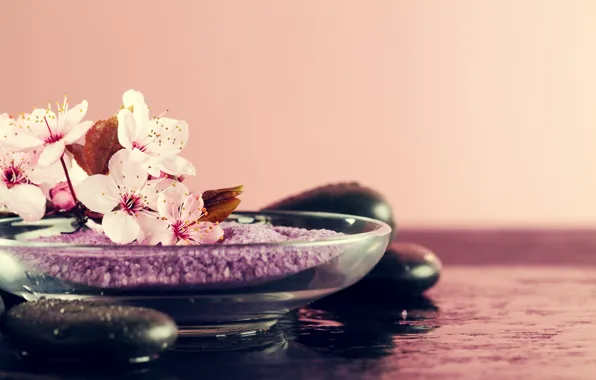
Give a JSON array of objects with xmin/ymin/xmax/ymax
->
[
  {"xmin": 116, "ymin": 109, "xmax": 136, "ymax": 150},
  {"xmin": 0, "ymin": 113, "xmax": 10, "ymax": 125},
  {"xmin": 85, "ymin": 219, "xmax": 104, "ymax": 233},
  {"xmin": 180, "ymin": 193, "xmax": 205, "ymax": 222},
  {"xmin": 157, "ymin": 191, "xmax": 181, "ymax": 222},
  {"xmin": 130, "ymin": 148, "xmax": 149, "ymax": 163},
  {"xmin": 28, "ymin": 108, "xmax": 55, "ymax": 140},
  {"xmin": 102, "ymin": 210, "xmax": 140, "ymax": 244},
  {"xmin": 6, "ymin": 184, "xmax": 46, "ymax": 222},
  {"xmin": 63, "ymin": 100, "xmax": 89, "ymax": 133},
  {"xmin": 64, "ymin": 120, "xmax": 93, "ymax": 144},
  {"xmin": 188, "ymin": 222, "xmax": 224, "ymax": 244},
  {"xmin": 37, "ymin": 140, "xmax": 65, "ymax": 167},
  {"xmin": 136, "ymin": 212, "xmax": 170, "ymax": 245},
  {"xmin": 146, "ymin": 159, "xmax": 163, "ymax": 178},
  {"xmin": 122, "ymin": 89, "xmax": 150, "ymax": 132},
  {"xmin": 145, "ymin": 118, "xmax": 189, "ymax": 157},
  {"xmin": 157, "ymin": 155, "xmax": 196, "ymax": 176},
  {"xmin": 141, "ymin": 178, "xmax": 187, "ymax": 211},
  {"xmin": 107, "ymin": 149, "xmax": 147, "ymax": 193},
  {"xmin": 27, "ymin": 166, "xmax": 62, "ymax": 188},
  {"xmin": 0, "ymin": 184, "xmax": 9, "ymax": 207},
  {"xmin": 0, "ymin": 115, "xmax": 44, "ymax": 150},
  {"xmin": 76, "ymin": 175, "xmax": 119, "ymax": 214}
]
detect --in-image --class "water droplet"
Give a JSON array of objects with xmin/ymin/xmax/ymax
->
[{"xmin": 53, "ymin": 328, "xmax": 64, "ymax": 338}]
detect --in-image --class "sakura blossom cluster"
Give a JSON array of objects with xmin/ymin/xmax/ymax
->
[{"xmin": 0, "ymin": 90, "xmax": 224, "ymax": 245}]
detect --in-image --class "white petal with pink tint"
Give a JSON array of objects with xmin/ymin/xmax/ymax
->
[
  {"xmin": 37, "ymin": 140, "xmax": 65, "ymax": 168},
  {"xmin": 6, "ymin": 184, "xmax": 47, "ymax": 222},
  {"xmin": 188, "ymin": 222, "xmax": 224, "ymax": 244},
  {"xmin": 157, "ymin": 155, "xmax": 196, "ymax": 176},
  {"xmin": 0, "ymin": 115, "xmax": 44, "ymax": 150},
  {"xmin": 76, "ymin": 175, "xmax": 119, "ymax": 214},
  {"xmin": 157, "ymin": 191, "xmax": 181, "ymax": 222},
  {"xmin": 28, "ymin": 108, "xmax": 56, "ymax": 140},
  {"xmin": 116, "ymin": 109, "xmax": 136, "ymax": 150},
  {"xmin": 27, "ymin": 159, "xmax": 64, "ymax": 186},
  {"xmin": 145, "ymin": 118, "xmax": 189, "ymax": 157},
  {"xmin": 141, "ymin": 178, "xmax": 187, "ymax": 211},
  {"xmin": 102, "ymin": 210, "xmax": 140, "ymax": 244},
  {"xmin": 107, "ymin": 149, "xmax": 147, "ymax": 193},
  {"xmin": 64, "ymin": 120, "xmax": 93, "ymax": 144},
  {"xmin": 122, "ymin": 89, "xmax": 150, "ymax": 131},
  {"xmin": 179, "ymin": 193, "xmax": 205, "ymax": 222},
  {"xmin": 63, "ymin": 100, "xmax": 88, "ymax": 131},
  {"xmin": 136, "ymin": 212, "xmax": 170, "ymax": 245},
  {"xmin": 86, "ymin": 219, "xmax": 104, "ymax": 234}
]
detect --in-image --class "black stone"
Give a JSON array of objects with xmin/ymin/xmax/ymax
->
[
  {"xmin": 0, "ymin": 290, "xmax": 25, "ymax": 312},
  {"xmin": 363, "ymin": 242, "xmax": 441, "ymax": 294},
  {"xmin": 0, "ymin": 295, "xmax": 4, "ymax": 318},
  {"xmin": 2, "ymin": 299, "xmax": 178, "ymax": 364},
  {"xmin": 261, "ymin": 182, "xmax": 396, "ymax": 238}
]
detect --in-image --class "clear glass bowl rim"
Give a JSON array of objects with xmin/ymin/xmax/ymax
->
[{"xmin": 0, "ymin": 210, "xmax": 392, "ymax": 250}]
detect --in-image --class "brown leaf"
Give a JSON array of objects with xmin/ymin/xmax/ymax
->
[
  {"xmin": 66, "ymin": 143, "xmax": 90, "ymax": 174},
  {"xmin": 202, "ymin": 185, "xmax": 244, "ymax": 207},
  {"xmin": 82, "ymin": 116, "xmax": 123, "ymax": 175},
  {"xmin": 199, "ymin": 198, "xmax": 241, "ymax": 223}
]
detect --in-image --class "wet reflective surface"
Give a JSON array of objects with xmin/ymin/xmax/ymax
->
[{"xmin": 2, "ymin": 231, "xmax": 596, "ymax": 379}]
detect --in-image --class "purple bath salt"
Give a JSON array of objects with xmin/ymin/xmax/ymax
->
[{"xmin": 11, "ymin": 222, "xmax": 345, "ymax": 289}]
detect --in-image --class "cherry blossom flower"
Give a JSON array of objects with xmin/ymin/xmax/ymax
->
[
  {"xmin": 144, "ymin": 188, "xmax": 224, "ymax": 246},
  {"xmin": 2, "ymin": 97, "xmax": 93, "ymax": 167},
  {"xmin": 75, "ymin": 149, "xmax": 182, "ymax": 244},
  {"xmin": 117, "ymin": 90, "xmax": 195, "ymax": 178},
  {"xmin": 0, "ymin": 148, "xmax": 63, "ymax": 222}
]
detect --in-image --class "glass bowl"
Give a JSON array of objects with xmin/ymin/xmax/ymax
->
[{"xmin": 0, "ymin": 211, "xmax": 391, "ymax": 337}]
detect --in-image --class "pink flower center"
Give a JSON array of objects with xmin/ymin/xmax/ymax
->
[
  {"xmin": 132, "ymin": 141, "xmax": 147, "ymax": 152},
  {"xmin": 45, "ymin": 133, "xmax": 64, "ymax": 144},
  {"xmin": 43, "ymin": 116, "xmax": 64, "ymax": 144},
  {"xmin": 119, "ymin": 194, "xmax": 144, "ymax": 215},
  {"xmin": 2, "ymin": 165, "xmax": 27, "ymax": 188},
  {"xmin": 172, "ymin": 220, "xmax": 190, "ymax": 241}
]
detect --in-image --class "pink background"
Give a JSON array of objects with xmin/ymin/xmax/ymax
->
[{"xmin": 1, "ymin": 1, "xmax": 595, "ymax": 228}]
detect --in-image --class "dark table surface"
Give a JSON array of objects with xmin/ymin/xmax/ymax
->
[{"xmin": 2, "ymin": 229, "xmax": 596, "ymax": 380}]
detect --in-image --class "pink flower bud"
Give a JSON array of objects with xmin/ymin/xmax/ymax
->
[{"xmin": 50, "ymin": 182, "xmax": 76, "ymax": 212}]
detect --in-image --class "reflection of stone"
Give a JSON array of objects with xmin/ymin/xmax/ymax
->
[
  {"xmin": 291, "ymin": 295, "xmax": 439, "ymax": 359},
  {"xmin": 3, "ymin": 299, "xmax": 178, "ymax": 364}
]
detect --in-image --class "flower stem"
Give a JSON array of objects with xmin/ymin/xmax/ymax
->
[{"xmin": 60, "ymin": 156, "xmax": 79, "ymax": 204}]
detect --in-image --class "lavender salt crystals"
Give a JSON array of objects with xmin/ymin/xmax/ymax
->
[{"xmin": 11, "ymin": 222, "xmax": 345, "ymax": 289}]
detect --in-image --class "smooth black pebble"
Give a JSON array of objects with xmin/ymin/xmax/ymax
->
[
  {"xmin": 261, "ymin": 182, "xmax": 396, "ymax": 238},
  {"xmin": 362, "ymin": 242, "xmax": 442, "ymax": 294},
  {"xmin": 2, "ymin": 299, "xmax": 178, "ymax": 364}
]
